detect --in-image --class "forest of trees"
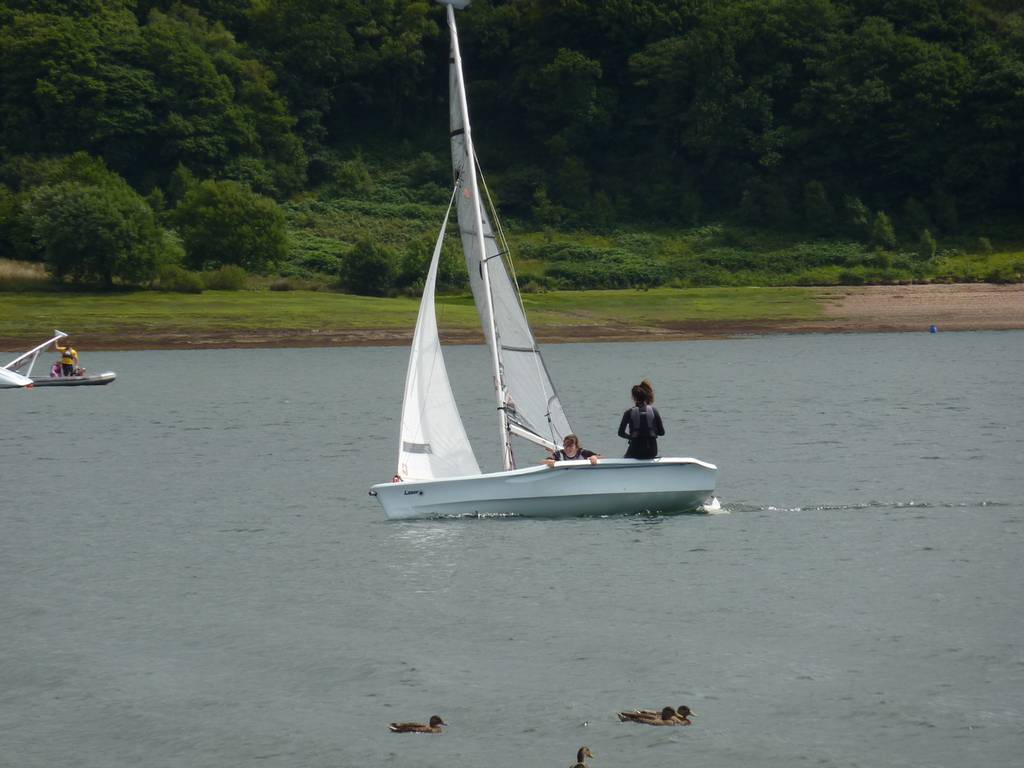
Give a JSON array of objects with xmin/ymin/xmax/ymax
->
[{"xmin": 1, "ymin": 0, "xmax": 1022, "ymax": 289}]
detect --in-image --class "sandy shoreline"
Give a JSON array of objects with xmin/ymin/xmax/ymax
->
[{"xmin": 2, "ymin": 284, "xmax": 1022, "ymax": 350}]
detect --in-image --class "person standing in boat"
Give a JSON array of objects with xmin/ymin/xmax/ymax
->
[
  {"xmin": 54, "ymin": 339, "xmax": 79, "ymax": 377},
  {"xmin": 545, "ymin": 434, "xmax": 600, "ymax": 468},
  {"xmin": 618, "ymin": 379, "xmax": 664, "ymax": 459}
]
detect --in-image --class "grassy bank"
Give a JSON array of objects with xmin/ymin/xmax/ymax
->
[{"xmin": 0, "ymin": 286, "xmax": 825, "ymax": 347}]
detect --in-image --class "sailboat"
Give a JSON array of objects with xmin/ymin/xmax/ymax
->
[
  {"xmin": 369, "ymin": 0, "xmax": 716, "ymax": 519},
  {"xmin": 2, "ymin": 331, "xmax": 116, "ymax": 388}
]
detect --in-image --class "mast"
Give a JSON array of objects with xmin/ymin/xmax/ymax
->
[{"xmin": 446, "ymin": 2, "xmax": 513, "ymax": 470}]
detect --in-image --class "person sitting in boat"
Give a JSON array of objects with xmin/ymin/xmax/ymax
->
[
  {"xmin": 50, "ymin": 360, "xmax": 62, "ymax": 378},
  {"xmin": 545, "ymin": 434, "xmax": 599, "ymax": 467},
  {"xmin": 55, "ymin": 339, "xmax": 79, "ymax": 377},
  {"xmin": 618, "ymin": 379, "xmax": 665, "ymax": 459}
]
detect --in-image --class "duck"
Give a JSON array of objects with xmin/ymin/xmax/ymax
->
[
  {"xmin": 388, "ymin": 715, "xmax": 446, "ymax": 733},
  {"xmin": 570, "ymin": 745, "xmax": 595, "ymax": 768},
  {"xmin": 617, "ymin": 705, "xmax": 694, "ymax": 726}
]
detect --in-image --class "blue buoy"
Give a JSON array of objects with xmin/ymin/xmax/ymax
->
[{"xmin": 929, "ymin": 324, "xmax": 938, "ymax": 333}]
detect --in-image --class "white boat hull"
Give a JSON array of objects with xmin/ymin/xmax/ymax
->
[
  {"xmin": 371, "ymin": 458, "xmax": 717, "ymax": 520},
  {"xmin": 0, "ymin": 368, "xmax": 33, "ymax": 388},
  {"xmin": 29, "ymin": 371, "xmax": 116, "ymax": 387}
]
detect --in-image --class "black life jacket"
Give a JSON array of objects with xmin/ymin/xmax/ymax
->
[{"xmin": 630, "ymin": 405, "xmax": 656, "ymax": 437}]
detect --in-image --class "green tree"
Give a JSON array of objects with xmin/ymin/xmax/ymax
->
[
  {"xmin": 172, "ymin": 179, "xmax": 287, "ymax": 272},
  {"xmin": 527, "ymin": 48, "xmax": 604, "ymax": 147},
  {"xmin": 843, "ymin": 195, "xmax": 872, "ymax": 241},
  {"xmin": 2, "ymin": 152, "xmax": 176, "ymax": 282},
  {"xmin": 0, "ymin": 3, "xmax": 305, "ymax": 196},
  {"xmin": 26, "ymin": 178, "xmax": 172, "ymax": 286},
  {"xmin": 247, "ymin": 0, "xmax": 438, "ymax": 144},
  {"xmin": 871, "ymin": 210, "xmax": 897, "ymax": 250},
  {"xmin": 341, "ymin": 239, "xmax": 396, "ymax": 297},
  {"xmin": 0, "ymin": 4, "xmax": 157, "ymax": 167},
  {"xmin": 532, "ymin": 184, "xmax": 566, "ymax": 228},
  {"xmin": 0, "ymin": 184, "xmax": 28, "ymax": 261}
]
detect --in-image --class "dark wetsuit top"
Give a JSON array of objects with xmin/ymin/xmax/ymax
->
[
  {"xmin": 552, "ymin": 448, "xmax": 596, "ymax": 462},
  {"xmin": 617, "ymin": 404, "xmax": 665, "ymax": 459}
]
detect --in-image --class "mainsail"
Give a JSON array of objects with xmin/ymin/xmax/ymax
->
[
  {"xmin": 446, "ymin": 7, "xmax": 573, "ymax": 460},
  {"xmin": 396, "ymin": 192, "xmax": 480, "ymax": 481}
]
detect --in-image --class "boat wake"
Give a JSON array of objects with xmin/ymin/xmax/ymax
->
[
  {"xmin": 700, "ymin": 496, "xmax": 725, "ymax": 514},
  {"xmin": 720, "ymin": 499, "xmax": 1012, "ymax": 515}
]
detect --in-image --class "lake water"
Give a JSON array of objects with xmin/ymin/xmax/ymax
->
[{"xmin": 1, "ymin": 332, "xmax": 1021, "ymax": 768}]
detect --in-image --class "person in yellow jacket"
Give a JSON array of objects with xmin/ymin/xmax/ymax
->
[{"xmin": 55, "ymin": 339, "xmax": 79, "ymax": 377}]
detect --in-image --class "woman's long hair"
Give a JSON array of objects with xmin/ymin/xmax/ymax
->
[{"xmin": 631, "ymin": 378, "xmax": 654, "ymax": 405}]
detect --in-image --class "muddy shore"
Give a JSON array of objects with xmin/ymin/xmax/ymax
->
[{"xmin": 2, "ymin": 284, "xmax": 1022, "ymax": 350}]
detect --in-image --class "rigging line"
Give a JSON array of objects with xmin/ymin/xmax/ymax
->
[
  {"xmin": 475, "ymin": 151, "xmax": 568, "ymax": 443},
  {"xmin": 474, "ymin": 152, "xmax": 518, "ymax": 291}
]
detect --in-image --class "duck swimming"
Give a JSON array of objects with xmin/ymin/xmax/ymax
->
[
  {"xmin": 388, "ymin": 715, "xmax": 446, "ymax": 733},
  {"xmin": 617, "ymin": 705, "xmax": 694, "ymax": 725},
  {"xmin": 570, "ymin": 745, "xmax": 595, "ymax": 768}
]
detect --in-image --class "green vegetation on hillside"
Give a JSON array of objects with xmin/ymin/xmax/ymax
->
[{"xmin": 1, "ymin": 0, "xmax": 1022, "ymax": 292}]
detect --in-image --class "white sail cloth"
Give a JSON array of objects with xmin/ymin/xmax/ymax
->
[
  {"xmin": 447, "ymin": 18, "xmax": 573, "ymax": 450},
  {"xmin": 396, "ymin": 195, "xmax": 480, "ymax": 480}
]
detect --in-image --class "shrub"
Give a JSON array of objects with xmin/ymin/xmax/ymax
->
[
  {"xmin": 839, "ymin": 270, "xmax": 866, "ymax": 285},
  {"xmin": 340, "ymin": 239, "xmax": 396, "ymax": 296},
  {"xmin": 286, "ymin": 230, "xmax": 347, "ymax": 275},
  {"xmin": 865, "ymin": 252, "xmax": 891, "ymax": 269},
  {"xmin": 917, "ymin": 229, "xmax": 937, "ymax": 261},
  {"xmin": 518, "ymin": 278, "xmax": 548, "ymax": 293},
  {"xmin": 156, "ymin": 264, "xmax": 203, "ymax": 293},
  {"xmin": 843, "ymin": 196, "xmax": 871, "ymax": 241},
  {"xmin": 523, "ymin": 242, "xmax": 608, "ymax": 262},
  {"xmin": 0, "ymin": 258, "xmax": 52, "ymax": 291},
  {"xmin": 684, "ymin": 264, "xmax": 731, "ymax": 286},
  {"xmin": 269, "ymin": 278, "xmax": 294, "ymax": 291},
  {"xmin": 546, "ymin": 252, "xmax": 667, "ymax": 289},
  {"xmin": 202, "ymin": 264, "xmax": 248, "ymax": 290},
  {"xmin": 986, "ymin": 266, "xmax": 1018, "ymax": 284},
  {"xmin": 532, "ymin": 184, "xmax": 568, "ymax": 227},
  {"xmin": 334, "ymin": 153, "xmax": 373, "ymax": 197},
  {"xmin": 871, "ymin": 211, "xmax": 897, "ymax": 250},
  {"xmin": 590, "ymin": 190, "xmax": 617, "ymax": 229},
  {"xmin": 407, "ymin": 152, "xmax": 441, "ymax": 186}
]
